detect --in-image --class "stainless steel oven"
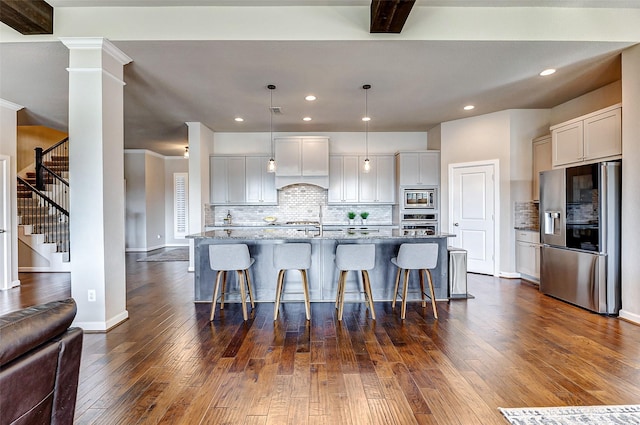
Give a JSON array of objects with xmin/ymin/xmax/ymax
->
[
  {"xmin": 402, "ymin": 187, "xmax": 436, "ymax": 209},
  {"xmin": 400, "ymin": 212, "xmax": 438, "ymax": 236}
]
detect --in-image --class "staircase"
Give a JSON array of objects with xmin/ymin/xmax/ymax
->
[{"xmin": 17, "ymin": 139, "xmax": 70, "ymax": 272}]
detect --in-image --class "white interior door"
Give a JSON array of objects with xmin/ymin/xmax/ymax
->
[
  {"xmin": 1, "ymin": 156, "xmax": 10, "ymax": 289},
  {"xmin": 449, "ymin": 161, "xmax": 497, "ymax": 275}
]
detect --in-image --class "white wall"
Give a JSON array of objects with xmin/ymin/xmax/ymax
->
[
  {"xmin": 440, "ymin": 109, "xmax": 549, "ymax": 276},
  {"xmin": 212, "ymin": 132, "xmax": 428, "ymax": 155},
  {"xmin": 620, "ymin": 44, "xmax": 640, "ymax": 325},
  {"xmin": 145, "ymin": 153, "xmax": 166, "ymax": 250},
  {"xmin": 550, "ymin": 80, "xmax": 622, "ymax": 126},
  {"xmin": 124, "ymin": 151, "xmax": 146, "ymax": 250},
  {"xmin": 164, "ymin": 157, "xmax": 189, "ymax": 246}
]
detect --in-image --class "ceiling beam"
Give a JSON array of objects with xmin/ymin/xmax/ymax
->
[
  {"xmin": 0, "ymin": 0, "xmax": 53, "ymax": 35},
  {"xmin": 370, "ymin": 0, "xmax": 416, "ymax": 34}
]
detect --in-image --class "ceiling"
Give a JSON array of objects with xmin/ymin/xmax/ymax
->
[
  {"xmin": 0, "ymin": 3, "xmax": 636, "ymax": 156},
  {"xmin": 45, "ymin": 1, "xmax": 640, "ymax": 7}
]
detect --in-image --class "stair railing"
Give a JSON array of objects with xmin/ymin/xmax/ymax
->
[
  {"xmin": 17, "ymin": 176, "xmax": 70, "ymax": 256},
  {"xmin": 36, "ymin": 137, "xmax": 69, "ymax": 189}
]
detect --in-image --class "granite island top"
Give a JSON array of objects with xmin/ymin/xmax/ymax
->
[{"xmin": 188, "ymin": 227, "xmax": 455, "ymax": 240}]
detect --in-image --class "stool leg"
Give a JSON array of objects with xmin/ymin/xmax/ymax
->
[
  {"xmin": 220, "ymin": 271, "xmax": 227, "ymax": 310},
  {"xmin": 300, "ymin": 269, "xmax": 311, "ymax": 321},
  {"xmin": 362, "ymin": 270, "xmax": 375, "ymax": 320},
  {"xmin": 419, "ymin": 269, "xmax": 427, "ymax": 308},
  {"xmin": 426, "ymin": 269, "xmax": 438, "ymax": 319},
  {"xmin": 401, "ymin": 269, "xmax": 410, "ymax": 320},
  {"xmin": 274, "ymin": 269, "xmax": 285, "ymax": 320},
  {"xmin": 335, "ymin": 272, "xmax": 342, "ymax": 309},
  {"xmin": 210, "ymin": 271, "xmax": 224, "ymax": 321},
  {"xmin": 338, "ymin": 270, "xmax": 347, "ymax": 321},
  {"xmin": 392, "ymin": 267, "xmax": 401, "ymax": 310},
  {"xmin": 238, "ymin": 270, "xmax": 248, "ymax": 321},
  {"xmin": 246, "ymin": 268, "xmax": 255, "ymax": 308}
]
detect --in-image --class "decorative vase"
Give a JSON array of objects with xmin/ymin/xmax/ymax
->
[
  {"xmin": 362, "ymin": 219, "xmax": 367, "ymax": 226},
  {"xmin": 348, "ymin": 219, "xmax": 354, "ymax": 226}
]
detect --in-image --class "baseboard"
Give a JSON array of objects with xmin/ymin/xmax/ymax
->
[
  {"xmin": 619, "ymin": 309, "xmax": 640, "ymax": 326},
  {"xmin": 165, "ymin": 243, "xmax": 189, "ymax": 247},
  {"xmin": 19, "ymin": 266, "xmax": 71, "ymax": 273},
  {"xmin": 74, "ymin": 310, "xmax": 129, "ymax": 332},
  {"xmin": 499, "ymin": 271, "xmax": 521, "ymax": 279}
]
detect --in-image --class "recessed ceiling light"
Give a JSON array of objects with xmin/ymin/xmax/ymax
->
[
  {"xmin": 303, "ymin": 117, "xmax": 312, "ymax": 121},
  {"xmin": 540, "ymin": 68, "xmax": 556, "ymax": 76},
  {"xmin": 305, "ymin": 95, "xmax": 316, "ymax": 101},
  {"xmin": 463, "ymin": 105, "xmax": 475, "ymax": 111},
  {"xmin": 234, "ymin": 117, "xmax": 244, "ymax": 122},
  {"xmin": 362, "ymin": 116, "xmax": 371, "ymax": 122}
]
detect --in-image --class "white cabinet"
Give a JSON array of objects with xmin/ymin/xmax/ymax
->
[
  {"xmin": 515, "ymin": 230, "xmax": 540, "ymax": 282},
  {"xmin": 329, "ymin": 155, "xmax": 395, "ymax": 204},
  {"xmin": 245, "ymin": 156, "xmax": 277, "ymax": 204},
  {"xmin": 358, "ymin": 155, "xmax": 395, "ymax": 204},
  {"xmin": 396, "ymin": 151, "xmax": 440, "ymax": 186},
  {"xmin": 551, "ymin": 104, "xmax": 621, "ymax": 167},
  {"xmin": 532, "ymin": 135, "xmax": 552, "ymax": 201},
  {"xmin": 210, "ymin": 156, "xmax": 246, "ymax": 205},
  {"xmin": 274, "ymin": 137, "xmax": 329, "ymax": 177},
  {"xmin": 328, "ymin": 155, "xmax": 359, "ymax": 203}
]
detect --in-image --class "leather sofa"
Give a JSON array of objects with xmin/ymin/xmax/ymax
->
[{"xmin": 0, "ymin": 298, "xmax": 83, "ymax": 425}]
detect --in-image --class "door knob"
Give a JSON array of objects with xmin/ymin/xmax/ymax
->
[{"xmin": 453, "ymin": 223, "xmax": 459, "ymax": 227}]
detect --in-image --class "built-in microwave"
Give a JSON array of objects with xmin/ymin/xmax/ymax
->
[{"xmin": 402, "ymin": 187, "xmax": 437, "ymax": 210}]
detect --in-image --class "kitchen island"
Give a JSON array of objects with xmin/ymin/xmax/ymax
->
[{"xmin": 188, "ymin": 226, "xmax": 455, "ymax": 304}]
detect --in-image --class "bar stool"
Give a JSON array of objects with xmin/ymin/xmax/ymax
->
[
  {"xmin": 334, "ymin": 244, "xmax": 376, "ymax": 321},
  {"xmin": 273, "ymin": 243, "xmax": 312, "ymax": 321},
  {"xmin": 391, "ymin": 243, "xmax": 438, "ymax": 320},
  {"xmin": 209, "ymin": 244, "xmax": 255, "ymax": 321}
]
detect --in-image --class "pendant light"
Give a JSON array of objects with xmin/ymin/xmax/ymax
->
[
  {"xmin": 183, "ymin": 146, "xmax": 189, "ymax": 158},
  {"xmin": 267, "ymin": 84, "xmax": 277, "ymax": 173},
  {"xmin": 362, "ymin": 84, "xmax": 372, "ymax": 173}
]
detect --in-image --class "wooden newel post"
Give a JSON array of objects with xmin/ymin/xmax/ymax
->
[{"xmin": 35, "ymin": 147, "xmax": 44, "ymax": 190}]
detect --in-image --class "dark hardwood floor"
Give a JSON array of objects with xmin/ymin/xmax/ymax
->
[{"xmin": 2, "ymin": 254, "xmax": 639, "ymax": 424}]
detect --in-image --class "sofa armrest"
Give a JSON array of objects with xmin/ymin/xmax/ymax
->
[{"xmin": 0, "ymin": 299, "xmax": 77, "ymax": 367}]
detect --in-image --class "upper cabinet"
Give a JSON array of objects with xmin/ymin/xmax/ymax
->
[
  {"xmin": 358, "ymin": 155, "xmax": 395, "ymax": 204},
  {"xmin": 245, "ymin": 156, "xmax": 277, "ymax": 204},
  {"xmin": 328, "ymin": 154, "xmax": 396, "ymax": 205},
  {"xmin": 551, "ymin": 104, "xmax": 621, "ymax": 167},
  {"xmin": 210, "ymin": 156, "xmax": 246, "ymax": 205},
  {"xmin": 532, "ymin": 135, "xmax": 552, "ymax": 201},
  {"xmin": 396, "ymin": 151, "xmax": 440, "ymax": 186},
  {"xmin": 210, "ymin": 155, "xmax": 277, "ymax": 205},
  {"xmin": 274, "ymin": 137, "xmax": 329, "ymax": 188}
]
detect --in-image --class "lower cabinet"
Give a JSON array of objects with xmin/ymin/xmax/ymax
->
[{"xmin": 515, "ymin": 230, "xmax": 540, "ymax": 282}]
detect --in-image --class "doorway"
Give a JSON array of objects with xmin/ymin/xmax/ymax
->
[{"xmin": 448, "ymin": 160, "xmax": 499, "ymax": 275}]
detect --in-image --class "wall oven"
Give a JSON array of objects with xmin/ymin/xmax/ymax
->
[
  {"xmin": 402, "ymin": 187, "xmax": 437, "ymax": 210},
  {"xmin": 400, "ymin": 212, "xmax": 438, "ymax": 236}
]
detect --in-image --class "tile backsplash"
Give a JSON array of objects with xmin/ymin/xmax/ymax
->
[
  {"xmin": 514, "ymin": 201, "xmax": 539, "ymax": 230},
  {"xmin": 205, "ymin": 184, "xmax": 392, "ymax": 226}
]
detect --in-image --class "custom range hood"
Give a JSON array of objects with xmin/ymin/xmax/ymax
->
[{"xmin": 274, "ymin": 136, "xmax": 330, "ymax": 189}]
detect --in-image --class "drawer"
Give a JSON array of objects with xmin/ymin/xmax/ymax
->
[{"xmin": 516, "ymin": 230, "xmax": 540, "ymax": 244}]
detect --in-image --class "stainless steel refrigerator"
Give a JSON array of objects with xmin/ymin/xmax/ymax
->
[{"xmin": 539, "ymin": 161, "xmax": 621, "ymax": 315}]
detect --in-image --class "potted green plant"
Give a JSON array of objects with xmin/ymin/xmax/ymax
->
[
  {"xmin": 347, "ymin": 211, "xmax": 356, "ymax": 225},
  {"xmin": 360, "ymin": 211, "xmax": 369, "ymax": 225}
]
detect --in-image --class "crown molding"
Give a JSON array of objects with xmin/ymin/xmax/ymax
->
[{"xmin": 59, "ymin": 37, "xmax": 132, "ymax": 65}]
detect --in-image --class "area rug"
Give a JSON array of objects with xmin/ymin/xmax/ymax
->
[
  {"xmin": 136, "ymin": 248, "xmax": 189, "ymax": 262},
  {"xmin": 499, "ymin": 405, "xmax": 640, "ymax": 425}
]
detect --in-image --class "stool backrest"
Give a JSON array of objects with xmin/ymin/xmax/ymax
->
[
  {"xmin": 335, "ymin": 244, "xmax": 375, "ymax": 271},
  {"xmin": 274, "ymin": 243, "xmax": 312, "ymax": 270},
  {"xmin": 396, "ymin": 243, "xmax": 438, "ymax": 270},
  {"xmin": 209, "ymin": 244, "xmax": 252, "ymax": 270}
]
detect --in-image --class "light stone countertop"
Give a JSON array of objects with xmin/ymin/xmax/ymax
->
[{"xmin": 188, "ymin": 227, "xmax": 454, "ymax": 240}]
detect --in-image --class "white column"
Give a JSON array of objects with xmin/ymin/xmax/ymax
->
[
  {"xmin": 0, "ymin": 99, "xmax": 23, "ymax": 291},
  {"xmin": 620, "ymin": 44, "xmax": 640, "ymax": 325},
  {"xmin": 185, "ymin": 122, "xmax": 212, "ymax": 272},
  {"xmin": 61, "ymin": 38, "xmax": 132, "ymax": 331}
]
